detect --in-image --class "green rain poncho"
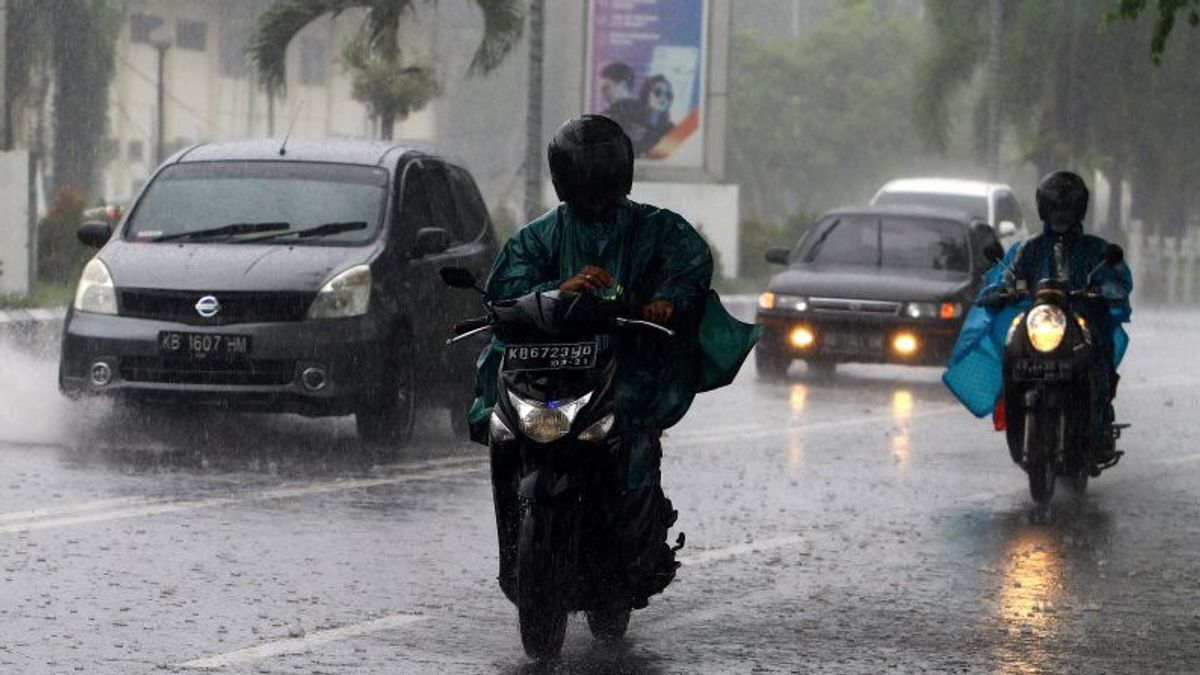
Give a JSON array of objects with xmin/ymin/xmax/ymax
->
[{"xmin": 469, "ymin": 199, "xmax": 760, "ymax": 454}]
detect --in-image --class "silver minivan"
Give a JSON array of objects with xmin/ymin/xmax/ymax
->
[{"xmin": 870, "ymin": 177, "xmax": 1029, "ymax": 248}]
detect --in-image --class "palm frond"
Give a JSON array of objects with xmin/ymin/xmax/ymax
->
[
  {"xmin": 247, "ymin": 0, "xmax": 372, "ymax": 95},
  {"xmin": 468, "ymin": 0, "xmax": 525, "ymax": 76}
]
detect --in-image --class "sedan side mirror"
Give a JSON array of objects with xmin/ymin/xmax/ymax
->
[
  {"xmin": 983, "ymin": 241, "xmax": 1005, "ymax": 265},
  {"xmin": 764, "ymin": 248, "xmax": 790, "ymax": 265},
  {"xmin": 77, "ymin": 221, "xmax": 113, "ymax": 249},
  {"xmin": 413, "ymin": 227, "xmax": 453, "ymax": 258},
  {"xmin": 1103, "ymin": 243, "xmax": 1124, "ymax": 267}
]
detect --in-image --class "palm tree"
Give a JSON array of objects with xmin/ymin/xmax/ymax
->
[{"xmin": 248, "ymin": 0, "xmax": 524, "ymax": 139}]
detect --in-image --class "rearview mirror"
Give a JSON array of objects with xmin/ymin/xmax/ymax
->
[
  {"xmin": 1103, "ymin": 243, "xmax": 1124, "ymax": 267},
  {"xmin": 413, "ymin": 227, "xmax": 453, "ymax": 258},
  {"xmin": 983, "ymin": 241, "xmax": 1005, "ymax": 265},
  {"xmin": 764, "ymin": 248, "xmax": 790, "ymax": 265},
  {"xmin": 439, "ymin": 266, "xmax": 478, "ymax": 290},
  {"xmin": 77, "ymin": 221, "xmax": 113, "ymax": 249},
  {"xmin": 996, "ymin": 220, "xmax": 1018, "ymax": 238}
]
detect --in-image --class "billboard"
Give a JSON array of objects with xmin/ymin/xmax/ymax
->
[{"xmin": 586, "ymin": 0, "xmax": 708, "ymax": 167}]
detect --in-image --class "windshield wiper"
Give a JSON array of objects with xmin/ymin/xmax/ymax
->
[
  {"xmin": 236, "ymin": 221, "xmax": 368, "ymax": 243},
  {"xmin": 151, "ymin": 221, "xmax": 290, "ymax": 242}
]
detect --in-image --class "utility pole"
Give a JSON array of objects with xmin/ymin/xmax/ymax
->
[
  {"xmin": 523, "ymin": 0, "xmax": 545, "ymax": 221},
  {"xmin": 986, "ymin": 0, "xmax": 1002, "ymax": 178},
  {"xmin": 1, "ymin": 0, "xmax": 8, "ymax": 150},
  {"xmin": 152, "ymin": 37, "xmax": 171, "ymax": 164}
]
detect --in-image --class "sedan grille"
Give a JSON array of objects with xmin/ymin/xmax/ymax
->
[
  {"xmin": 809, "ymin": 297, "xmax": 901, "ymax": 316},
  {"xmin": 119, "ymin": 356, "xmax": 297, "ymax": 386},
  {"xmin": 120, "ymin": 289, "xmax": 313, "ymax": 325}
]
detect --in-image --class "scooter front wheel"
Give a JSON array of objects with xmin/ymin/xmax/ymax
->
[
  {"xmin": 517, "ymin": 509, "xmax": 568, "ymax": 660},
  {"xmin": 1023, "ymin": 411, "xmax": 1056, "ymax": 504}
]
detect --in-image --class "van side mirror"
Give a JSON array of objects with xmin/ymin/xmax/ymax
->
[
  {"xmin": 77, "ymin": 221, "xmax": 113, "ymax": 249},
  {"xmin": 983, "ymin": 241, "xmax": 1005, "ymax": 265},
  {"xmin": 996, "ymin": 220, "xmax": 1018, "ymax": 238},
  {"xmin": 439, "ymin": 266, "xmax": 479, "ymax": 290},
  {"xmin": 1103, "ymin": 243, "xmax": 1124, "ymax": 267},
  {"xmin": 764, "ymin": 248, "xmax": 790, "ymax": 265},
  {"xmin": 413, "ymin": 227, "xmax": 453, "ymax": 258}
]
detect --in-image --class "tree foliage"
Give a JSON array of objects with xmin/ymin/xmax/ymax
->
[
  {"xmin": 916, "ymin": 0, "xmax": 1200, "ymax": 235},
  {"xmin": 727, "ymin": 1, "xmax": 927, "ymax": 222},
  {"xmin": 1109, "ymin": 0, "xmax": 1200, "ymax": 62},
  {"xmin": 248, "ymin": 0, "xmax": 524, "ymax": 138},
  {"xmin": 49, "ymin": 0, "xmax": 120, "ymax": 196}
]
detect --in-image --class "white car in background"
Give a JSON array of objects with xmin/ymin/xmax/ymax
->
[{"xmin": 870, "ymin": 177, "xmax": 1030, "ymax": 248}]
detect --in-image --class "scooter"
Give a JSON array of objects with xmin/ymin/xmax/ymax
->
[
  {"xmin": 441, "ymin": 266, "xmax": 678, "ymax": 659},
  {"xmin": 985, "ymin": 243, "xmax": 1127, "ymax": 503}
]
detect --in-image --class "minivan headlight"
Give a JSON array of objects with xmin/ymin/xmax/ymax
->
[
  {"xmin": 307, "ymin": 265, "xmax": 371, "ymax": 319},
  {"xmin": 507, "ymin": 390, "xmax": 592, "ymax": 444},
  {"xmin": 73, "ymin": 258, "xmax": 118, "ymax": 315},
  {"xmin": 1026, "ymin": 305, "xmax": 1067, "ymax": 353}
]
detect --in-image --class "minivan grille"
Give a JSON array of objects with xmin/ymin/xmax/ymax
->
[
  {"xmin": 809, "ymin": 297, "xmax": 901, "ymax": 315},
  {"xmin": 120, "ymin": 356, "xmax": 297, "ymax": 386},
  {"xmin": 120, "ymin": 289, "xmax": 313, "ymax": 325}
]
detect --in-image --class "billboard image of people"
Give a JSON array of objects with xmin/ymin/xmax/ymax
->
[{"xmin": 587, "ymin": 0, "xmax": 707, "ymax": 167}]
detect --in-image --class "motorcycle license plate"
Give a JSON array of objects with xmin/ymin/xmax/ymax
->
[
  {"xmin": 503, "ymin": 342, "xmax": 598, "ymax": 371},
  {"xmin": 1013, "ymin": 358, "xmax": 1072, "ymax": 381},
  {"xmin": 159, "ymin": 331, "xmax": 252, "ymax": 357}
]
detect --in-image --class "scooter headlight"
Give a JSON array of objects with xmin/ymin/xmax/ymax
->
[
  {"xmin": 506, "ymin": 390, "xmax": 592, "ymax": 444},
  {"xmin": 1026, "ymin": 305, "xmax": 1067, "ymax": 353}
]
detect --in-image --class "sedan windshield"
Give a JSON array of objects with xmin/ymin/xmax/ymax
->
[
  {"xmin": 798, "ymin": 216, "xmax": 970, "ymax": 272},
  {"xmin": 124, "ymin": 161, "xmax": 388, "ymax": 246}
]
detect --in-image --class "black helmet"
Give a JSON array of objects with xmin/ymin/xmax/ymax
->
[
  {"xmin": 547, "ymin": 115, "xmax": 634, "ymax": 220},
  {"xmin": 1036, "ymin": 170, "xmax": 1089, "ymax": 233}
]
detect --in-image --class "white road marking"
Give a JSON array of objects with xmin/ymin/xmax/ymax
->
[
  {"xmin": 677, "ymin": 405, "xmax": 961, "ymax": 446},
  {"xmin": 0, "ymin": 496, "xmax": 162, "ymax": 524},
  {"xmin": 175, "ymin": 613, "xmax": 427, "ymax": 670},
  {"xmin": 0, "ymin": 460, "xmax": 488, "ymax": 535},
  {"xmin": 678, "ymin": 535, "xmax": 806, "ymax": 567}
]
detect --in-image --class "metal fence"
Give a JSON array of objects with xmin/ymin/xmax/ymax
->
[{"xmin": 1127, "ymin": 221, "xmax": 1200, "ymax": 306}]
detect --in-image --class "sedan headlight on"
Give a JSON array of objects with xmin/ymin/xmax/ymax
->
[
  {"xmin": 73, "ymin": 258, "xmax": 118, "ymax": 315},
  {"xmin": 307, "ymin": 264, "xmax": 371, "ymax": 319},
  {"xmin": 507, "ymin": 390, "xmax": 592, "ymax": 444},
  {"xmin": 1026, "ymin": 305, "xmax": 1067, "ymax": 353}
]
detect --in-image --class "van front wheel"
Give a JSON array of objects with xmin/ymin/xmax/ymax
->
[{"xmin": 356, "ymin": 342, "xmax": 416, "ymax": 446}]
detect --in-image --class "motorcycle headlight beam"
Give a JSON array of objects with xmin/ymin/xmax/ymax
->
[
  {"xmin": 507, "ymin": 390, "xmax": 592, "ymax": 444},
  {"xmin": 1026, "ymin": 305, "xmax": 1067, "ymax": 353}
]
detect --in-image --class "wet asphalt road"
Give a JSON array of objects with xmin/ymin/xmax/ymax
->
[{"xmin": 1, "ymin": 312, "xmax": 1199, "ymax": 674}]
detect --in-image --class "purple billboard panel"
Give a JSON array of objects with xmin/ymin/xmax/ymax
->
[{"xmin": 586, "ymin": 0, "xmax": 707, "ymax": 167}]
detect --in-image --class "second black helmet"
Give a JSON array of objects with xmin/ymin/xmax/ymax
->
[
  {"xmin": 1036, "ymin": 170, "xmax": 1089, "ymax": 233},
  {"xmin": 547, "ymin": 115, "xmax": 634, "ymax": 220}
]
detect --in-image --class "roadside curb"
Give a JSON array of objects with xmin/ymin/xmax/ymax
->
[{"xmin": 0, "ymin": 307, "xmax": 67, "ymax": 325}]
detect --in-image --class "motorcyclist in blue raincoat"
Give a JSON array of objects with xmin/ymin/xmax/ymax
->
[{"xmin": 944, "ymin": 171, "xmax": 1132, "ymax": 458}]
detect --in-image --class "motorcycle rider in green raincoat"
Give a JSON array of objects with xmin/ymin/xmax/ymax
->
[{"xmin": 468, "ymin": 115, "xmax": 759, "ymax": 602}]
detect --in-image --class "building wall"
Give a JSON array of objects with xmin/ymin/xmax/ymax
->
[{"xmin": 101, "ymin": 0, "xmax": 436, "ymax": 201}]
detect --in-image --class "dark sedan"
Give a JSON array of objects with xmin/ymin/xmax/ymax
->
[{"xmin": 755, "ymin": 206, "xmax": 1000, "ymax": 377}]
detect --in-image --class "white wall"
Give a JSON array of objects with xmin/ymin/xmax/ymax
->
[
  {"xmin": 0, "ymin": 151, "xmax": 32, "ymax": 295},
  {"xmin": 630, "ymin": 182, "xmax": 740, "ymax": 279}
]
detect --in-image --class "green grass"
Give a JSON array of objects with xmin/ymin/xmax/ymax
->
[{"xmin": 0, "ymin": 282, "xmax": 74, "ymax": 310}]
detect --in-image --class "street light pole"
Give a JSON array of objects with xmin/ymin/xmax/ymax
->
[
  {"xmin": 523, "ymin": 0, "xmax": 545, "ymax": 221},
  {"xmin": 153, "ymin": 39, "xmax": 170, "ymax": 165}
]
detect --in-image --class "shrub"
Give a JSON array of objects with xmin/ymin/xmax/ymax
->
[{"xmin": 37, "ymin": 186, "xmax": 92, "ymax": 284}]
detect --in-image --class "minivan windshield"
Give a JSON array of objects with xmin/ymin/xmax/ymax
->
[
  {"xmin": 124, "ymin": 161, "xmax": 389, "ymax": 246},
  {"xmin": 797, "ymin": 216, "xmax": 970, "ymax": 272},
  {"xmin": 873, "ymin": 191, "xmax": 987, "ymax": 221}
]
